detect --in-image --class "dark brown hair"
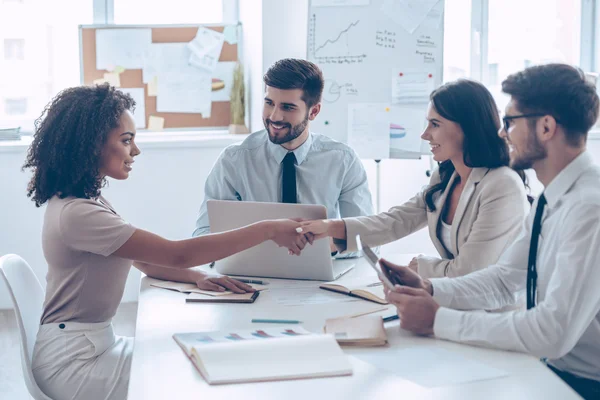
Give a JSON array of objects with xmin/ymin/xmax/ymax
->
[
  {"xmin": 502, "ymin": 63, "xmax": 600, "ymax": 146},
  {"xmin": 23, "ymin": 84, "xmax": 135, "ymax": 207},
  {"xmin": 424, "ymin": 79, "xmax": 526, "ymax": 211},
  {"xmin": 263, "ymin": 58, "xmax": 324, "ymax": 107}
]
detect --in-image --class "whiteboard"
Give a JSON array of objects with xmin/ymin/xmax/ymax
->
[{"xmin": 307, "ymin": 0, "xmax": 445, "ymax": 159}]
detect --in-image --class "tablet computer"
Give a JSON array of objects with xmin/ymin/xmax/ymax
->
[{"xmin": 357, "ymin": 235, "xmax": 395, "ymax": 289}]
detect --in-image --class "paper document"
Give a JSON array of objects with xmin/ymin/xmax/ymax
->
[
  {"xmin": 387, "ymin": 106, "xmax": 426, "ymax": 154},
  {"xmin": 187, "ymin": 27, "xmax": 224, "ymax": 73},
  {"xmin": 95, "ymin": 29, "xmax": 152, "ymax": 70},
  {"xmin": 148, "ymin": 116, "xmax": 164, "ymax": 131},
  {"xmin": 392, "ymin": 69, "xmax": 435, "ymax": 104},
  {"xmin": 222, "ymin": 25, "xmax": 238, "ymax": 44},
  {"xmin": 118, "ymin": 88, "xmax": 146, "ymax": 128},
  {"xmin": 381, "ymin": 0, "xmax": 441, "ymax": 34},
  {"xmin": 142, "ymin": 42, "xmax": 188, "ymax": 83},
  {"xmin": 103, "ymin": 72, "xmax": 121, "ymax": 87},
  {"xmin": 356, "ymin": 346, "xmax": 509, "ymax": 387},
  {"xmin": 157, "ymin": 70, "xmax": 212, "ymax": 115},
  {"xmin": 267, "ymin": 285, "xmax": 361, "ymax": 306},
  {"xmin": 347, "ymin": 103, "xmax": 390, "ymax": 159}
]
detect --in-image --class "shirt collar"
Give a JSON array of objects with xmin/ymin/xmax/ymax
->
[
  {"xmin": 544, "ymin": 151, "xmax": 594, "ymax": 209},
  {"xmin": 267, "ymin": 131, "xmax": 314, "ymax": 165}
]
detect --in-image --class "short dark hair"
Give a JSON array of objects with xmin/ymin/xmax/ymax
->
[
  {"xmin": 502, "ymin": 63, "xmax": 600, "ymax": 146},
  {"xmin": 23, "ymin": 84, "xmax": 135, "ymax": 207},
  {"xmin": 263, "ymin": 58, "xmax": 324, "ymax": 108},
  {"xmin": 424, "ymin": 79, "xmax": 525, "ymax": 211}
]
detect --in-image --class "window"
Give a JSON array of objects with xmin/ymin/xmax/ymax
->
[
  {"xmin": 4, "ymin": 98, "xmax": 27, "ymax": 115},
  {"xmin": 443, "ymin": 0, "xmax": 472, "ymax": 83},
  {"xmin": 486, "ymin": 0, "xmax": 582, "ymax": 111},
  {"xmin": 0, "ymin": 0, "xmax": 93, "ymax": 132},
  {"xmin": 3, "ymin": 38, "xmax": 24, "ymax": 60},
  {"xmin": 114, "ymin": 0, "xmax": 223, "ymax": 24}
]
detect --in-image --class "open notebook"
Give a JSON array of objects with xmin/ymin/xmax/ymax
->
[
  {"xmin": 173, "ymin": 327, "xmax": 352, "ymax": 385},
  {"xmin": 320, "ymin": 279, "xmax": 387, "ymax": 304}
]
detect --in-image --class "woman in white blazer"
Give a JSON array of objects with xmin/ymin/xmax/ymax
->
[{"xmin": 300, "ymin": 79, "xmax": 530, "ymax": 279}]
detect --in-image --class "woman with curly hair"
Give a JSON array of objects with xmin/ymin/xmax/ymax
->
[{"xmin": 23, "ymin": 84, "xmax": 307, "ymax": 400}]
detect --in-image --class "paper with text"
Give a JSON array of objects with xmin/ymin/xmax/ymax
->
[
  {"xmin": 187, "ymin": 27, "xmax": 224, "ymax": 73},
  {"xmin": 392, "ymin": 69, "xmax": 435, "ymax": 104}
]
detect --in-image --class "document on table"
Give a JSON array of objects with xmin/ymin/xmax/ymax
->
[
  {"xmin": 380, "ymin": 0, "xmax": 441, "ymax": 34},
  {"xmin": 265, "ymin": 283, "xmax": 361, "ymax": 307},
  {"xmin": 355, "ymin": 346, "xmax": 509, "ymax": 387},
  {"xmin": 96, "ymin": 29, "xmax": 152, "ymax": 70}
]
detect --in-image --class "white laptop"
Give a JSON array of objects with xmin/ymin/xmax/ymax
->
[{"xmin": 207, "ymin": 200, "xmax": 355, "ymax": 281}]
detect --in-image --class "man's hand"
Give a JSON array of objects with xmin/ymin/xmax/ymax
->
[
  {"xmin": 408, "ymin": 257, "xmax": 419, "ymax": 273},
  {"xmin": 386, "ymin": 286, "xmax": 439, "ymax": 336},
  {"xmin": 195, "ymin": 274, "xmax": 255, "ymax": 294},
  {"xmin": 379, "ymin": 258, "xmax": 432, "ymax": 293}
]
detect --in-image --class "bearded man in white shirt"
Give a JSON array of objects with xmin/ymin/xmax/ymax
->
[
  {"xmin": 379, "ymin": 63, "xmax": 600, "ymax": 399},
  {"xmin": 193, "ymin": 58, "xmax": 373, "ymax": 256}
]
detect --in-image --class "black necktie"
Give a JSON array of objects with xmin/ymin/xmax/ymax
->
[
  {"xmin": 527, "ymin": 193, "xmax": 547, "ymax": 309},
  {"xmin": 282, "ymin": 152, "xmax": 297, "ymax": 204}
]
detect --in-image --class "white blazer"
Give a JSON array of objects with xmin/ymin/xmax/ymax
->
[{"xmin": 344, "ymin": 166, "xmax": 530, "ymax": 278}]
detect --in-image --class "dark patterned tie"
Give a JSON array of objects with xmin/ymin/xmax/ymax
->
[
  {"xmin": 282, "ymin": 152, "xmax": 297, "ymax": 204},
  {"xmin": 527, "ymin": 193, "xmax": 547, "ymax": 309}
]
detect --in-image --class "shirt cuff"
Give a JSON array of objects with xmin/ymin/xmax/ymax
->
[
  {"xmin": 433, "ymin": 307, "xmax": 463, "ymax": 341},
  {"xmin": 430, "ymin": 277, "xmax": 454, "ymax": 307}
]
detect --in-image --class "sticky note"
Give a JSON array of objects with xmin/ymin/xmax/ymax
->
[
  {"xmin": 103, "ymin": 72, "xmax": 121, "ymax": 87},
  {"xmin": 113, "ymin": 65, "xmax": 126, "ymax": 74},
  {"xmin": 223, "ymin": 25, "xmax": 238, "ymax": 44},
  {"xmin": 147, "ymin": 76, "xmax": 158, "ymax": 97},
  {"xmin": 148, "ymin": 116, "xmax": 164, "ymax": 131},
  {"xmin": 93, "ymin": 78, "xmax": 107, "ymax": 85}
]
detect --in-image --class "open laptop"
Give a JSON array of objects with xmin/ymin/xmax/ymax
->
[{"xmin": 207, "ymin": 200, "xmax": 355, "ymax": 281}]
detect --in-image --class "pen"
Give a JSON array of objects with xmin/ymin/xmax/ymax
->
[
  {"xmin": 383, "ymin": 314, "xmax": 399, "ymax": 322},
  {"xmin": 236, "ymin": 278, "xmax": 268, "ymax": 285},
  {"xmin": 251, "ymin": 319, "xmax": 302, "ymax": 324}
]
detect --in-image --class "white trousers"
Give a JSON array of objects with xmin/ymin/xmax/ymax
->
[{"xmin": 32, "ymin": 320, "xmax": 133, "ymax": 400}]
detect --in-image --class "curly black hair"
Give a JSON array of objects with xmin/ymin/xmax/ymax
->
[{"xmin": 22, "ymin": 84, "xmax": 135, "ymax": 207}]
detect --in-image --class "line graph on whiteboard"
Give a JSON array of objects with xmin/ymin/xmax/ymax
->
[{"xmin": 308, "ymin": 13, "xmax": 366, "ymax": 64}]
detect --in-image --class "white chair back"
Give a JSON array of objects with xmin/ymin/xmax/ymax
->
[{"xmin": 0, "ymin": 254, "xmax": 53, "ymax": 400}]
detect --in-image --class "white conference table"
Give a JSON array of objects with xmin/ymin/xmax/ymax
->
[{"xmin": 127, "ymin": 252, "xmax": 580, "ymax": 400}]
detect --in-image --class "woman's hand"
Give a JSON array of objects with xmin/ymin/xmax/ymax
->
[
  {"xmin": 408, "ymin": 257, "xmax": 419, "ymax": 273},
  {"xmin": 298, "ymin": 219, "xmax": 333, "ymax": 240},
  {"xmin": 267, "ymin": 219, "xmax": 310, "ymax": 256},
  {"xmin": 195, "ymin": 273, "xmax": 255, "ymax": 294}
]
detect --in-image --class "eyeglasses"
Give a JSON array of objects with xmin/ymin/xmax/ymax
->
[{"xmin": 502, "ymin": 113, "xmax": 560, "ymax": 133}]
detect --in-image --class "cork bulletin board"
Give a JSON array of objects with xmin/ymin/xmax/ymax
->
[{"xmin": 79, "ymin": 24, "xmax": 240, "ymax": 129}]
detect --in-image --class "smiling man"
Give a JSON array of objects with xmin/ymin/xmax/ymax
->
[
  {"xmin": 380, "ymin": 64, "xmax": 600, "ymax": 399},
  {"xmin": 193, "ymin": 59, "xmax": 373, "ymax": 253}
]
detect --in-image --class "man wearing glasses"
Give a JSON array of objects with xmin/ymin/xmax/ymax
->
[{"xmin": 379, "ymin": 63, "xmax": 600, "ymax": 399}]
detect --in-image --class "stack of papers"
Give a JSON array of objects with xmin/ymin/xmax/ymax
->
[
  {"xmin": 173, "ymin": 327, "xmax": 353, "ymax": 385},
  {"xmin": 0, "ymin": 127, "xmax": 21, "ymax": 141}
]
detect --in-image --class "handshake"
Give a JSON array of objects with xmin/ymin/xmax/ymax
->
[{"xmin": 266, "ymin": 218, "xmax": 338, "ymax": 256}]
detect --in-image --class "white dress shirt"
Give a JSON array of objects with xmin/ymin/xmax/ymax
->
[
  {"xmin": 193, "ymin": 130, "xmax": 374, "ymax": 237},
  {"xmin": 431, "ymin": 151, "xmax": 600, "ymax": 381}
]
